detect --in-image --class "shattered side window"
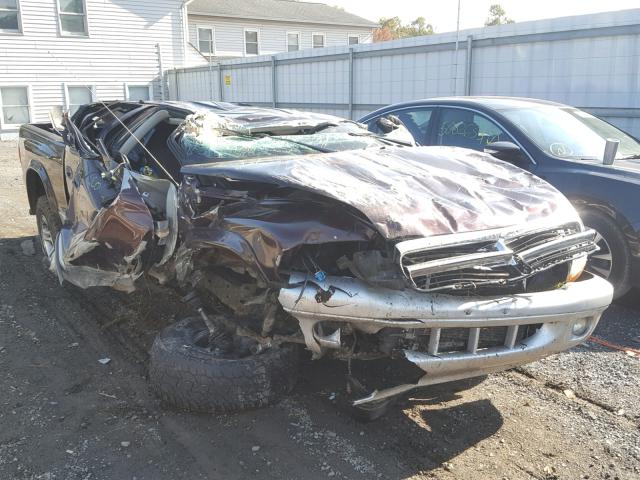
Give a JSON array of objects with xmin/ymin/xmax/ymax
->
[{"xmin": 176, "ymin": 111, "xmax": 384, "ymax": 165}]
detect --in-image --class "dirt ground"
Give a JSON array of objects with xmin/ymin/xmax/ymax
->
[{"xmin": 1, "ymin": 140, "xmax": 639, "ymax": 480}]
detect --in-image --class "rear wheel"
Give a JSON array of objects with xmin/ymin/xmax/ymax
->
[
  {"xmin": 581, "ymin": 209, "xmax": 631, "ymax": 299},
  {"xmin": 35, "ymin": 196, "xmax": 61, "ymax": 268}
]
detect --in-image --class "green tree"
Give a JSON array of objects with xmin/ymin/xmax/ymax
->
[
  {"xmin": 404, "ymin": 17, "xmax": 434, "ymax": 37},
  {"xmin": 374, "ymin": 16, "xmax": 434, "ymax": 42},
  {"xmin": 485, "ymin": 4, "xmax": 514, "ymax": 26}
]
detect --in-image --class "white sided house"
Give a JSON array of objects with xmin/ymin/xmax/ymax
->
[
  {"xmin": 0, "ymin": 0, "xmax": 192, "ymax": 138},
  {"xmin": 186, "ymin": 0, "xmax": 376, "ymax": 62}
]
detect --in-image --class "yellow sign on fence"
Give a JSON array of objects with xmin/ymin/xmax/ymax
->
[{"xmin": 224, "ymin": 75, "xmax": 231, "ymax": 86}]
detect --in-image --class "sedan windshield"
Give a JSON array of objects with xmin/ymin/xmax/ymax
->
[{"xmin": 498, "ymin": 105, "xmax": 640, "ymax": 160}]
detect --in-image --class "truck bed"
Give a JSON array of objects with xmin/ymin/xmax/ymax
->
[{"xmin": 19, "ymin": 122, "xmax": 67, "ymax": 214}]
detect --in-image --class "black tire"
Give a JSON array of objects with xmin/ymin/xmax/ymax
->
[
  {"xmin": 581, "ymin": 209, "xmax": 631, "ymax": 299},
  {"xmin": 149, "ymin": 317, "xmax": 300, "ymax": 412},
  {"xmin": 35, "ymin": 195, "xmax": 61, "ymax": 266}
]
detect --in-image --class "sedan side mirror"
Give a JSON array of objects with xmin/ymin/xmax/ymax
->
[{"xmin": 485, "ymin": 141, "xmax": 524, "ymax": 163}]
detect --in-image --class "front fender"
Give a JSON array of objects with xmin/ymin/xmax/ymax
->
[{"xmin": 178, "ymin": 194, "xmax": 378, "ymax": 284}]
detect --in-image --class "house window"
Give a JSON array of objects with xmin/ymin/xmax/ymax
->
[
  {"xmin": 198, "ymin": 27, "xmax": 214, "ymax": 55},
  {"xmin": 65, "ymin": 85, "xmax": 93, "ymax": 115},
  {"xmin": 287, "ymin": 32, "xmax": 299, "ymax": 52},
  {"xmin": 0, "ymin": 86, "xmax": 30, "ymax": 127},
  {"xmin": 312, "ymin": 33, "xmax": 325, "ymax": 48},
  {"xmin": 0, "ymin": 0, "xmax": 21, "ymax": 33},
  {"xmin": 348, "ymin": 35, "xmax": 359, "ymax": 45},
  {"xmin": 244, "ymin": 29, "xmax": 259, "ymax": 55},
  {"xmin": 57, "ymin": 0, "xmax": 88, "ymax": 36},
  {"xmin": 126, "ymin": 84, "xmax": 152, "ymax": 102}
]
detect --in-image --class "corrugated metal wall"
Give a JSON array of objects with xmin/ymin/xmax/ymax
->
[{"xmin": 167, "ymin": 9, "xmax": 640, "ymax": 136}]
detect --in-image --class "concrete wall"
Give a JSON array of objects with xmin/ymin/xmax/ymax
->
[{"xmin": 168, "ymin": 8, "xmax": 640, "ymax": 137}]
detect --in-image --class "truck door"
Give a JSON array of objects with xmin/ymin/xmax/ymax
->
[{"xmin": 53, "ymin": 108, "xmax": 159, "ymax": 292}]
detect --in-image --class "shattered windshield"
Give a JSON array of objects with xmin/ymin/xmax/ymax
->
[{"xmin": 174, "ymin": 111, "xmax": 388, "ymax": 165}]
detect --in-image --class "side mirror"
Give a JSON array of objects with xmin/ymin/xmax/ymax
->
[
  {"xmin": 376, "ymin": 115, "xmax": 402, "ymax": 134},
  {"xmin": 485, "ymin": 141, "xmax": 523, "ymax": 162},
  {"xmin": 603, "ymin": 138, "xmax": 619, "ymax": 165},
  {"xmin": 48, "ymin": 106, "xmax": 66, "ymax": 135}
]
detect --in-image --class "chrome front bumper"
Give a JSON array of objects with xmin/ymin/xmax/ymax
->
[{"xmin": 279, "ymin": 272, "xmax": 613, "ymax": 404}]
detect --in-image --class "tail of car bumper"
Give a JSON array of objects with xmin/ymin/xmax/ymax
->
[{"xmin": 279, "ymin": 272, "xmax": 613, "ymax": 404}]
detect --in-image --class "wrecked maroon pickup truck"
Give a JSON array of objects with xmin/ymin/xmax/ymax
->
[{"xmin": 19, "ymin": 101, "xmax": 613, "ymax": 416}]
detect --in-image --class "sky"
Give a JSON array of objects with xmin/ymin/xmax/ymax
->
[{"xmin": 328, "ymin": 0, "xmax": 640, "ymax": 32}]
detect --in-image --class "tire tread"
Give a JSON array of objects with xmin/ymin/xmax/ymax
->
[{"xmin": 149, "ymin": 318, "xmax": 299, "ymax": 413}]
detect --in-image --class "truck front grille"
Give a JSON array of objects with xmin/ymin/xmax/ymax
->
[{"xmin": 396, "ymin": 223, "xmax": 597, "ymax": 293}]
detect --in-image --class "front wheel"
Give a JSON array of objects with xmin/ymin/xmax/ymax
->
[
  {"xmin": 581, "ymin": 209, "xmax": 631, "ymax": 299},
  {"xmin": 149, "ymin": 317, "xmax": 300, "ymax": 412}
]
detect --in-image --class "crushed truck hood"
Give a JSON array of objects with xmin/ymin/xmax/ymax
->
[{"xmin": 181, "ymin": 146, "xmax": 578, "ymax": 240}]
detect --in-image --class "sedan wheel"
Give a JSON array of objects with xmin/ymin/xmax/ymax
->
[
  {"xmin": 587, "ymin": 230, "xmax": 613, "ymax": 279},
  {"xmin": 581, "ymin": 209, "xmax": 631, "ymax": 299}
]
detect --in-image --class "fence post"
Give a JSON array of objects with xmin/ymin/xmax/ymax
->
[
  {"xmin": 165, "ymin": 69, "xmax": 172, "ymax": 100},
  {"xmin": 174, "ymin": 69, "xmax": 180, "ymax": 100},
  {"xmin": 465, "ymin": 35, "xmax": 473, "ymax": 96},
  {"xmin": 167, "ymin": 69, "xmax": 172, "ymax": 100},
  {"xmin": 271, "ymin": 56, "xmax": 277, "ymax": 108},
  {"xmin": 209, "ymin": 58, "xmax": 214, "ymax": 101},
  {"xmin": 348, "ymin": 48, "xmax": 354, "ymax": 119},
  {"xmin": 156, "ymin": 43, "xmax": 165, "ymax": 101},
  {"xmin": 218, "ymin": 64, "xmax": 223, "ymax": 101}
]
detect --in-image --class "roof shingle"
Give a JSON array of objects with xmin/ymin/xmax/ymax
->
[{"xmin": 188, "ymin": 0, "xmax": 377, "ymax": 28}]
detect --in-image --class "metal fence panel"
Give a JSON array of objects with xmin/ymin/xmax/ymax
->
[{"xmin": 166, "ymin": 9, "xmax": 640, "ymax": 136}]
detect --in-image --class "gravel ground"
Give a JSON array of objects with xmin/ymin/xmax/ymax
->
[
  {"xmin": 520, "ymin": 321, "xmax": 640, "ymax": 421},
  {"xmin": 1, "ymin": 139, "xmax": 639, "ymax": 480}
]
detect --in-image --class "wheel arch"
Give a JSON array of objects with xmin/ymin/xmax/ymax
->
[
  {"xmin": 570, "ymin": 194, "xmax": 637, "ymax": 297},
  {"xmin": 25, "ymin": 162, "xmax": 57, "ymax": 215},
  {"xmin": 569, "ymin": 194, "xmax": 637, "ymax": 245}
]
